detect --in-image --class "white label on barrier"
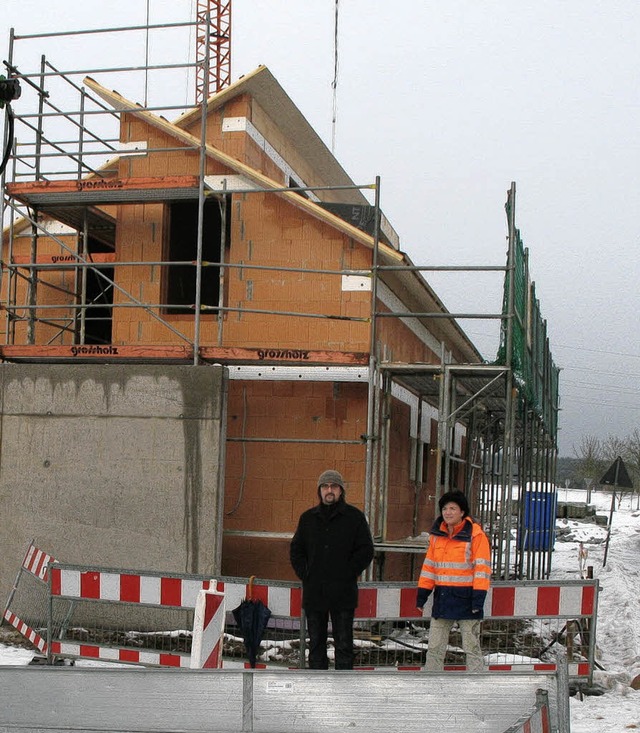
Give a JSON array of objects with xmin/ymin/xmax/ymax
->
[{"xmin": 265, "ymin": 680, "xmax": 294, "ymax": 693}]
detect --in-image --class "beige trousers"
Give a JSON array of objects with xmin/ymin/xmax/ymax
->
[{"xmin": 424, "ymin": 617, "xmax": 484, "ymax": 672}]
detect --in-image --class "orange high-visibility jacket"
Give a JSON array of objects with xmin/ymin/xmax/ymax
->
[{"xmin": 418, "ymin": 516, "xmax": 491, "ymax": 619}]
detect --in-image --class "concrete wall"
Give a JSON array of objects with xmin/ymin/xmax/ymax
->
[{"xmin": 0, "ymin": 363, "xmax": 227, "ymax": 605}]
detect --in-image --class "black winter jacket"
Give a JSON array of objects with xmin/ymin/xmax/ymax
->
[{"xmin": 290, "ymin": 499, "xmax": 374, "ymax": 612}]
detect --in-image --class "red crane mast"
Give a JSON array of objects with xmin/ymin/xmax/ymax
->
[{"xmin": 195, "ymin": 0, "xmax": 231, "ymax": 103}]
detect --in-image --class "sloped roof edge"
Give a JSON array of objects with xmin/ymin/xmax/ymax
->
[
  {"xmin": 174, "ymin": 66, "xmax": 368, "ymax": 205},
  {"xmin": 83, "ymin": 75, "xmax": 402, "ymax": 262}
]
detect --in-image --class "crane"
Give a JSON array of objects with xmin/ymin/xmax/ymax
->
[{"xmin": 195, "ymin": 0, "xmax": 231, "ymax": 103}]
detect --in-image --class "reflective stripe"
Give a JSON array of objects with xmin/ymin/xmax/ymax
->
[
  {"xmin": 436, "ymin": 574, "xmax": 474, "ymax": 585},
  {"xmin": 420, "ymin": 570, "xmax": 436, "ymax": 581},
  {"xmin": 435, "ymin": 561, "xmax": 473, "ymax": 570}
]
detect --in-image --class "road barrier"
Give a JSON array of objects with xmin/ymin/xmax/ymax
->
[{"xmin": 2, "ymin": 543, "xmax": 597, "ymax": 682}]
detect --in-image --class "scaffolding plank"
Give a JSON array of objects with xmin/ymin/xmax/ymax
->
[
  {"xmin": 9, "ymin": 253, "xmax": 117, "ymax": 265},
  {"xmin": 0, "ymin": 345, "xmax": 369, "ymax": 365},
  {"xmin": 6, "ymin": 176, "xmax": 202, "ymax": 206}
]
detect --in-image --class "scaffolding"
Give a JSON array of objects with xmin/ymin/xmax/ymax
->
[{"xmin": 1, "ymin": 18, "xmax": 559, "ymax": 581}]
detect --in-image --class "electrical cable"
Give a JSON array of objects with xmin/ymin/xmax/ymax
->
[
  {"xmin": 0, "ymin": 105, "xmax": 15, "ymax": 176},
  {"xmin": 331, "ymin": 0, "xmax": 339, "ymax": 154}
]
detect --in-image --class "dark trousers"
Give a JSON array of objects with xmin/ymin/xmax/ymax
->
[{"xmin": 305, "ymin": 609, "xmax": 355, "ymax": 670}]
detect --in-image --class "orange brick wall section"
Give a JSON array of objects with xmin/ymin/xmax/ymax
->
[
  {"xmin": 223, "ymin": 536, "xmax": 296, "ymax": 581},
  {"xmin": 222, "ymin": 379, "xmax": 368, "ymax": 580},
  {"xmin": 3, "ymin": 110, "xmax": 440, "ymax": 368},
  {"xmin": 1, "ymin": 230, "xmax": 87, "ymax": 346}
]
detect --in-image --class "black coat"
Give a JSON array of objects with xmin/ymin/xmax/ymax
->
[{"xmin": 290, "ymin": 499, "xmax": 374, "ymax": 612}]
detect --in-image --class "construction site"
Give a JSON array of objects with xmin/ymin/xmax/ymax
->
[
  {"xmin": 0, "ymin": 1, "xmax": 562, "ymax": 603},
  {"xmin": 0, "ymin": 5, "xmax": 585, "ymax": 733}
]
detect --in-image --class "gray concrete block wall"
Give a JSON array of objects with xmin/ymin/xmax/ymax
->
[{"xmin": 0, "ymin": 363, "xmax": 227, "ymax": 606}]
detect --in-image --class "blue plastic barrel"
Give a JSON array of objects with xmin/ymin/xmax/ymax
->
[{"xmin": 522, "ymin": 490, "xmax": 558, "ymax": 551}]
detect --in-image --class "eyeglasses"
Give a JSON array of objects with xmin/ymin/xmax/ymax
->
[{"xmin": 319, "ymin": 483, "xmax": 342, "ymax": 490}]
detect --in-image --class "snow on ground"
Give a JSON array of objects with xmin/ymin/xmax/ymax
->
[
  {"xmin": 551, "ymin": 488, "xmax": 640, "ymax": 732},
  {"xmin": 1, "ymin": 487, "xmax": 639, "ymax": 730}
]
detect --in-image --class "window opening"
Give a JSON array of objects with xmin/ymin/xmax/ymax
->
[
  {"xmin": 164, "ymin": 198, "xmax": 225, "ymax": 314},
  {"xmin": 81, "ymin": 235, "xmax": 113, "ymax": 345}
]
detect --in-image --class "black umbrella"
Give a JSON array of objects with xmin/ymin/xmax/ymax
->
[{"xmin": 232, "ymin": 576, "xmax": 272, "ymax": 668}]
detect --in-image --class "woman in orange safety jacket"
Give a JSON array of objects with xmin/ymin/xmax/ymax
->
[{"xmin": 416, "ymin": 490, "xmax": 491, "ymax": 671}]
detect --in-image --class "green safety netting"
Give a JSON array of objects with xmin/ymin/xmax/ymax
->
[{"xmin": 495, "ymin": 216, "xmax": 560, "ymax": 439}]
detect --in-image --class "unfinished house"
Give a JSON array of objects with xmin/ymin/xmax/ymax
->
[{"xmin": 0, "ymin": 18, "xmax": 559, "ymax": 605}]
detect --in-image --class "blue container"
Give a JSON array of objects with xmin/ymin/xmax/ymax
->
[{"xmin": 522, "ymin": 490, "xmax": 558, "ymax": 551}]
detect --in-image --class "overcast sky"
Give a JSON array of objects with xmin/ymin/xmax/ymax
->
[{"xmin": 2, "ymin": 1, "xmax": 639, "ymax": 457}]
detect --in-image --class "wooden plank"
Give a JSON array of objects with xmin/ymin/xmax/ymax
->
[
  {"xmin": 0, "ymin": 345, "xmax": 194, "ymax": 361},
  {"xmin": 9, "ymin": 253, "xmax": 117, "ymax": 265},
  {"xmin": 7, "ymin": 176, "xmax": 200, "ymax": 199},
  {"xmin": 0, "ymin": 345, "xmax": 368, "ymax": 365},
  {"xmin": 199, "ymin": 346, "xmax": 369, "ymax": 365}
]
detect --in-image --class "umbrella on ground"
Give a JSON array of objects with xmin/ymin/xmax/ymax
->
[{"xmin": 232, "ymin": 576, "xmax": 272, "ymax": 668}]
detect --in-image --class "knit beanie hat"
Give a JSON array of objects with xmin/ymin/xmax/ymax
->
[
  {"xmin": 438, "ymin": 490, "xmax": 469, "ymax": 517},
  {"xmin": 317, "ymin": 470, "xmax": 344, "ymax": 489},
  {"xmin": 317, "ymin": 470, "xmax": 345, "ymax": 502}
]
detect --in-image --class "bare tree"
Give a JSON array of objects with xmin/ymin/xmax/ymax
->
[
  {"xmin": 573, "ymin": 434, "xmax": 604, "ymax": 485},
  {"xmin": 601, "ymin": 434, "xmax": 630, "ymax": 464}
]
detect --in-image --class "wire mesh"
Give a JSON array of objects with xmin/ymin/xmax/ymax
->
[
  {"xmin": 50, "ymin": 597, "xmax": 195, "ymax": 657},
  {"xmin": 3, "ymin": 569, "xmax": 49, "ymax": 639}
]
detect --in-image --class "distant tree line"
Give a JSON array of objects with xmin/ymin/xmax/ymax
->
[{"xmin": 557, "ymin": 430, "xmax": 640, "ymax": 491}]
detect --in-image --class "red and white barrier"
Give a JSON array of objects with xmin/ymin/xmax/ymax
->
[
  {"xmin": 1, "ymin": 542, "xmax": 55, "ymax": 653},
  {"xmin": 5, "ymin": 545, "xmax": 597, "ymax": 678},
  {"xmin": 2, "ymin": 609, "xmax": 47, "ymax": 653},
  {"xmin": 190, "ymin": 584, "xmax": 225, "ymax": 669},
  {"xmin": 48, "ymin": 640, "xmax": 190, "ymax": 667},
  {"xmin": 22, "ymin": 543, "xmax": 56, "ymax": 582},
  {"xmin": 355, "ymin": 661, "xmax": 588, "ymax": 677},
  {"xmin": 48, "ymin": 570, "xmax": 595, "ymax": 621},
  {"xmin": 49, "ymin": 568, "xmax": 214, "ymax": 609}
]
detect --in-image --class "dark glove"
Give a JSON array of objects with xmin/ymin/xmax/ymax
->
[
  {"xmin": 416, "ymin": 587, "xmax": 431, "ymax": 609},
  {"xmin": 471, "ymin": 589, "xmax": 487, "ymax": 614}
]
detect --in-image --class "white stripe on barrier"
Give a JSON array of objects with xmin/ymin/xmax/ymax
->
[
  {"xmin": 376, "ymin": 587, "xmax": 401, "ymax": 618},
  {"xmin": 268, "ymin": 585, "xmax": 292, "ymax": 617},
  {"xmin": 60, "ymin": 568, "xmax": 80, "ymax": 597},
  {"xmin": 191, "ymin": 587, "xmax": 225, "ymax": 669},
  {"xmin": 182, "ymin": 580, "xmax": 205, "ymax": 609},
  {"xmin": 100, "ymin": 572, "xmax": 120, "ymax": 601},
  {"xmin": 514, "ymin": 585, "xmax": 539, "ymax": 616},
  {"xmin": 139, "ymin": 575, "xmax": 161, "ymax": 604},
  {"xmin": 559, "ymin": 586, "xmax": 583, "ymax": 616},
  {"xmin": 222, "ymin": 582, "xmax": 247, "ymax": 612}
]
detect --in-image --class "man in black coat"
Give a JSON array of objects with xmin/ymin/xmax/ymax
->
[{"xmin": 290, "ymin": 469, "xmax": 374, "ymax": 670}]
